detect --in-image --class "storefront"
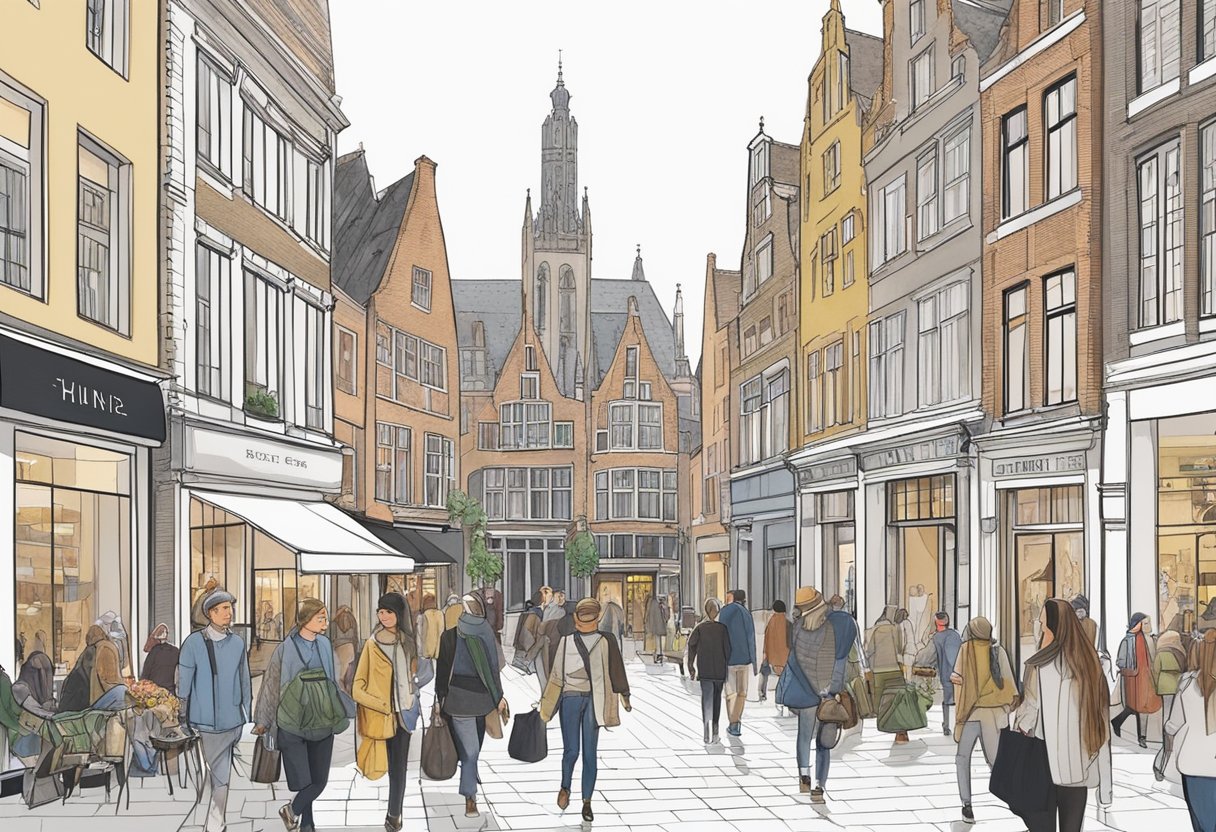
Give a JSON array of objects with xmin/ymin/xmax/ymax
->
[
  {"xmin": 1154, "ymin": 414, "xmax": 1216, "ymax": 632},
  {"xmin": 793, "ymin": 454, "xmax": 860, "ymax": 617},
  {"xmin": 361, "ymin": 519, "xmax": 461, "ymax": 613},
  {"xmin": 694, "ymin": 533, "xmax": 729, "ymax": 606},
  {"xmin": 1, "ymin": 330, "xmax": 167, "ymax": 679},
  {"xmin": 730, "ymin": 461, "xmax": 797, "ymax": 613}
]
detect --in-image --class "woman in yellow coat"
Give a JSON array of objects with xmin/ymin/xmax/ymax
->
[{"xmin": 351, "ymin": 593, "xmax": 430, "ymax": 832}]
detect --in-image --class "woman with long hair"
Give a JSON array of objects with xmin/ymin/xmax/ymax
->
[
  {"xmin": 1163, "ymin": 629, "xmax": 1216, "ymax": 831},
  {"xmin": 1113, "ymin": 612, "xmax": 1162, "ymax": 747},
  {"xmin": 1012, "ymin": 598, "xmax": 1112, "ymax": 831}
]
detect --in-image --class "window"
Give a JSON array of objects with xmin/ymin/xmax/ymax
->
[
  {"xmin": 1002, "ymin": 108, "xmax": 1029, "ymax": 219},
  {"xmin": 1004, "ymin": 284, "xmax": 1029, "ymax": 414},
  {"xmin": 917, "ymin": 283, "xmax": 968, "ymax": 406},
  {"xmin": 478, "ymin": 421, "xmax": 499, "ymax": 451},
  {"xmin": 1206, "ymin": 123, "xmax": 1216, "ymax": 315},
  {"xmin": 911, "ymin": 48, "xmax": 934, "ymax": 111},
  {"xmin": 943, "ymin": 127, "xmax": 970, "ymax": 224},
  {"xmin": 888, "ymin": 475, "xmax": 955, "ymax": 521},
  {"xmin": 244, "ymin": 272, "xmax": 282, "ymax": 413},
  {"xmin": 424, "ymin": 434, "xmax": 455, "ymax": 508},
  {"xmin": 301, "ymin": 300, "xmax": 325, "ymax": 429},
  {"xmin": 608, "ymin": 402, "xmax": 662, "ymax": 450},
  {"xmin": 744, "ymin": 326, "xmax": 757, "ymax": 355},
  {"xmin": 823, "ymin": 141, "xmax": 841, "ymax": 194},
  {"xmin": 910, "ymin": 0, "xmax": 925, "ymax": 42},
  {"xmin": 494, "ymin": 536, "xmax": 569, "ymax": 611},
  {"xmin": 1138, "ymin": 0, "xmax": 1181, "ymax": 93},
  {"xmin": 418, "ymin": 338, "xmax": 447, "ymax": 390},
  {"xmin": 841, "ymin": 213, "xmax": 855, "ymax": 244},
  {"xmin": 875, "ymin": 177, "xmax": 906, "ymax": 266},
  {"xmin": 197, "ymin": 54, "xmax": 232, "ymax": 178},
  {"xmin": 610, "ymin": 402, "xmax": 633, "ymax": 449},
  {"xmin": 336, "ymin": 326, "xmax": 356, "ymax": 395},
  {"xmin": 375, "ymin": 423, "xmax": 411, "ymax": 504},
  {"xmin": 598, "ymin": 468, "xmax": 677, "ymax": 521},
  {"xmin": 1138, "ymin": 141, "xmax": 1183, "ymax": 328},
  {"xmin": 821, "ymin": 229, "xmax": 837, "ymax": 295},
  {"xmin": 0, "ymin": 85, "xmax": 42, "ymax": 297},
  {"xmin": 1045, "ymin": 270, "xmax": 1077, "ymax": 405},
  {"xmin": 639, "ymin": 403, "xmax": 662, "ymax": 449},
  {"xmin": 752, "ymin": 181, "xmax": 772, "ymax": 226},
  {"xmin": 525, "ymin": 403, "xmax": 550, "ymax": 448},
  {"xmin": 243, "ymin": 110, "xmax": 289, "ymax": 220},
  {"xmin": 766, "ymin": 370, "xmax": 790, "ymax": 455},
  {"xmin": 1045, "ymin": 0, "xmax": 1065, "ymax": 28},
  {"xmin": 806, "ymin": 351, "xmax": 821, "ymax": 433},
  {"xmin": 778, "ymin": 293, "xmax": 791, "ymax": 335},
  {"xmin": 376, "ymin": 322, "xmax": 392, "ymax": 365},
  {"xmin": 305, "ymin": 159, "xmax": 327, "ymax": 249},
  {"xmin": 843, "ymin": 250, "xmax": 855, "ymax": 288},
  {"xmin": 534, "ymin": 264, "xmax": 548, "ymax": 331},
  {"xmin": 917, "ymin": 150, "xmax": 939, "ymax": 239},
  {"xmin": 1204, "ymin": 0, "xmax": 1216, "ymax": 63},
  {"xmin": 412, "ymin": 266, "xmax": 432, "ymax": 311},
  {"xmin": 520, "ymin": 373, "xmax": 539, "ymax": 400},
  {"xmin": 559, "ymin": 269, "xmax": 576, "ymax": 333},
  {"xmin": 703, "ymin": 474, "xmax": 719, "ymax": 515},
  {"xmin": 869, "ymin": 312, "xmax": 905, "ymax": 419},
  {"xmin": 750, "ymin": 140, "xmax": 769, "ymax": 187},
  {"xmin": 77, "ymin": 138, "xmax": 128, "ymax": 333},
  {"xmin": 760, "ymin": 316, "xmax": 773, "ymax": 346},
  {"xmin": 918, "ymin": 296, "xmax": 941, "ymax": 406},
  {"xmin": 195, "ymin": 244, "xmax": 230, "ymax": 400},
  {"xmin": 951, "ymin": 55, "xmax": 966, "ymax": 82},
  {"xmin": 499, "ymin": 402, "xmax": 551, "ymax": 450},
  {"xmin": 755, "ymin": 237, "xmax": 773, "ymax": 288},
  {"xmin": 837, "ymin": 53, "xmax": 849, "ymax": 115},
  {"xmin": 825, "ymin": 342, "xmax": 844, "ymax": 427},
  {"xmin": 740, "ymin": 377, "xmax": 763, "ymax": 464},
  {"xmin": 554, "ymin": 421, "xmax": 574, "ymax": 448},
  {"xmin": 1045, "ymin": 76, "xmax": 1077, "ymax": 200},
  {"xmin": 86, "ymin": 0, "xmax": 128, "ymax": 74}
]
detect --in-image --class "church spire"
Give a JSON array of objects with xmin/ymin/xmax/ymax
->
[
  {"xmin": 674, "ymin": 283, "xmax": 691, "ymax": 378},
  {"xmin": 631, "ymin": 244, "xmax": 646, "ymax": 282},
  {"xmin": 539, "ymin": 53, "xmax": 580, "ymax": 238}
]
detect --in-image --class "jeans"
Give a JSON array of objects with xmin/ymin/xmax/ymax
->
[
  {"xmin": 1020, "ymin": 784, "xmax": 1088, "ymax": 832},
  {"xmin": 955, "ymin": 717, "xmax": 1000, "ymax": 804},
  {"xmin": 449, "ymin": 716, "xmax": 485, "ymax": 799},
  {"xmin": 795, "ymin": 707, "xmax": 831, "ymax": 786},
  {"xmin": 559, "ymin": 693, "xmax": 599, "ymax": 800},
  {"xmin": 1112, "ymin": 706, "xmax": 1145, "ymax": 739},
  {"xmin": 699, "ymin": 680, "xmax": 724, "ymax": 729},
  {"xmin": 199, "ymin": 726, "xmax": 243, "ymax": 832},
  {"xmin": 1183, "ymin": 775, "xmax": 1216, "ymax": 832},
  {"xmin": 725, "ymin": 666, "xmax": 750, "ymax": 724},
  {"xmin": 277, "ymin": 731, "xmax": 334, "ymax": 829},
  {"xmin": 941, "ymin": 702, "xmax": 951, "ymax": 731},
  {"xmin": 385, "ymin": 728, "xmax": 412, "ymax": 817}
]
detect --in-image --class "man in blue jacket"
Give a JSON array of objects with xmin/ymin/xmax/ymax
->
[
  {"xmin": 178, "ymin": 589, "xmax": 252, "ymax": 832},
  {"xmin": 717, "ymin": 589, "xmax": 757, "ymax": 736}
]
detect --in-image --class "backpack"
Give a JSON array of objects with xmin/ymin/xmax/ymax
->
[
  {"xmin": 277, "ymin": 639, "xmax": 349, "ymax": 741},
  {"xmin": 419, "ymin": 609, "xmax": 444, "ymax": 660}
]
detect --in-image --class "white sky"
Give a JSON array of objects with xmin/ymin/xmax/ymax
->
[{"xmin": 330, "ymin": 1, "xmax": 884, "ymax": 367}]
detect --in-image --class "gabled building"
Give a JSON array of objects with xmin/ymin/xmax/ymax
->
[
  {"xmin": 789, "ymin": 1, "xmax": 883, "ymax": 618},
  {"xmin": 330, "ymin": 149, "xmax": 463, "ymax": 620},
  {"xmin": 727, "ymin": 122, "xmax": 801, "ymax": 613}
]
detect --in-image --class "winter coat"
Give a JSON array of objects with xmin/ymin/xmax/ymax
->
[
  {"xmin": 717, "ymin": 602, "xmax": 757, "ymax": 670},
  {"xmin": 87, "ymin": 625, "xmax": 124, "ymax": 705},
  {"xmin": 783, "ymin": 616, "xmax": 845, "ymax": 708},
  {"xmin": 1164, "ymin": 671, "xmax": 1216, "ymax": 776},
  {"xmin": 644, "ymin": 597, "xmax": 666, "ymax": 638},
  {"xmin": 951, "ymin": 637, "xmax": 1016, "ymax": 741},
  {"xmin": 178, "ymin": 629, "xmax": 252, "ymax": 732},
  {"xmin": 1117, "ymin": 631, "xmax": 1162, "ymax": 714},
  {"xmin": 352, "ymin": 630, "xmax": 426, "ymax": 780},
  {"xmin": 140, "ymin": 642, "xmax": 180, "ymax": 694},
  {"xmin": 933, "ymin": 628, "xmax": 963, "ymax": 704},
  {"xmin": 540, "ymin": 631, "xmax": 630, "ymax": 728},
  {"xmin": 1154, "ymin": 648, "xmax": 1185, "ymax": 696},
  {"xmin": 865, "ymin": 615, "xmax": 903, "ymax": 673},
  {"xmin": 763, "ymin": 613, "xmax": 790, "ymax": 671},
  {"xmin": 1013, "ymin": 657, "xmax": 1113, "ymax": 803},
  {"xmin": 436, "ymin": 616, "xmax": 502, "ymax": 718},
  {"xmin": 687, "ymin": 621, "xmax": 732, "ymax": 682}
]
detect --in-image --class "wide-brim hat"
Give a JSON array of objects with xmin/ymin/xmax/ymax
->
[{"xmin": 794, "ymin": 586, "xmax": 824, "ymax": 612}]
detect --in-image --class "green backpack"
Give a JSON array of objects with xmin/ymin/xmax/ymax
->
[{"xmin": 277, "ymin": 638, "xmax": 349, "ymax": 741}]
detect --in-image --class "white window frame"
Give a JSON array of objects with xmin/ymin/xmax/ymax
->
[
  {"xmin": 1138, "ymin": 0, "xmax": 1181, "ymax": 94},
  {"xmin": 911, "ymin": 47, "xmax": 934, "ymax": 111},
  {"xmin": 196, "ymin": 53, "xmax": 232, "ymax": 179},
  {"xmin": 244, "ymin": 270, "xmax": 283, "ymax": 413},
  {"xmin": 823, "ymin": 141, "xmax": 841, "ymax": 194},
  {"xmin": 750, "ymin": 139, "xmax": 770, "ymax": 187},
  {"xmin": 553, "ymin": 421, "xmax": 574, "ymax": 448},
  {"xmin": 85, "ymin": 0, "xmax": 129, "ymax": 76},
  {"xmin": 1204, "ymin": 121, "xmax": 1216, "ymax": 316},
  {"xmin": 868, "ymin": 312, "xmax": 905, "ymax": 419},
  {"xmin": 243, "ymin": 108, "xmax": 290, "ymax": 221},
  {"xmin": 300, "ymin": 297, "xmax": 326, "ymax": 430},
  {"xmin": 917, "ymin": 148, "xmax": 939, "ymax": 240},
  {"xmin": 943, "ymin": 126, "xmax": 970, "ymax": 224},
  {"xmin": 1203, "ymin": 0, "xmax": 1216, "ymax": 64},
  {"xmin": 755, "ymin": 235, "xmax": 773, "ymax": 289},
  {"xmin": 77, "ymin": 134, "xmax": 129, "ymax": 334},
  {"xmin": 1004, "ymin": 283, "xmax": 1029, "ymax": 414},
  {"xmin": 825, "ymin": 341, "xmax": 843, "ymax": 427},
  {"xmin": 424, "ymin": 433, "xmax": 455, "ymax": 508},
  {"xmin": 412, "ymin": 266, "xmax": 432, "ymax": 311},
  {"xmin": 375, "ymin": 423, "xmax": 412, "ymax": 505},
  {"xmin": 0, "ymin": 80, "xmax": 43, "ymax": 299},
  {"xmin": 1138, "ymin": 140, "xmax": 1184, "ymax": 328},
  {"xmin": 875, "ymin": 176, "xmax": 907, "ymax": 266},
  {"xmin": 195, "ymin": 243, "xmax": 231, "ymax": 401},
  {"xmin": 1045, "ymin": 269, "xmax": 1077, "ymax": 405},
  {"xmin": 910, "ymin": 0, "xmax": 926, "ymax": 43}
]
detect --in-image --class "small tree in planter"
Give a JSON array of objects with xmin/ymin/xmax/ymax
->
[
  {"xmin": 565, "ymin": 529, "xmax": 599, "ymax": 599},
  {"xmin": 447, "ymin": 489, "xmax": 502, "ymax": 586}
]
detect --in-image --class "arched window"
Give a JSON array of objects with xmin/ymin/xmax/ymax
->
[
  {"xmin": 535, "ymin": 263, "xmax": 549, "ymax": 331},
  {"xmin": 559, "ymin": 267, "xmax": 576, "ymax": 333}
]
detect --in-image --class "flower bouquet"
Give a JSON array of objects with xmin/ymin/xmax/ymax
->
[{"xmin": 126, "ymin": 680, "xmax": 181, "ymax": 727}]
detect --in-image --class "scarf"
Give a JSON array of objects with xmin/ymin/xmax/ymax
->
[{"xmin": 954, "ymin": 616, "xmax": 1013, "ymax": 739}]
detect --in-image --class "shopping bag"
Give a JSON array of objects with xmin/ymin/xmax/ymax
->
[
  {"xmin": 912, "ymin": 642, "xmax": 938, "ymax": 678},
  {"xmin": 989, "ymin": 728, "xmax": 1052, "ymax": 815},
  {"xmin": 507, "ymin": 708, "xmax": 548, "ymax": 763},
  {"xmin": 848, "ymin": 674, "xmax": 876, "ymax": 720},
  {"xmin": 420, "ymin": 703, "xmax": 458, "ymax": 781},
  {"xmin": 250, "ymin": 735, "xmax": 281, "ymax": 784},
  {"xmin": 876, "ymin": 684, "xmax": 928, "ymax": 733}
]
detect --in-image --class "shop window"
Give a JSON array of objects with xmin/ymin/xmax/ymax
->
[
  {"xmin": 253, "ymin": 568, "xmax": 320, "ymax": 643},
  {"xmin": 1157, "ymin": 416, "xmax": 1216, "ymax": 630},
  {"xmin": 766, "ymin": 546, "xmax": 796, "ymax": 612},
  {"xmin": 889, "ymin": 475, "xmax": 955, "ymax": 522},
  {"xmin": 189, "ymin": 497, "xmax": 245, "ymax": 624},
  {"xmin": 1010, "ymin": 485, "xmax": 1084, "ymax": 667},
  {"xmin": 491, "ymin": 536, "xmax": 567, "ymax": 611}
]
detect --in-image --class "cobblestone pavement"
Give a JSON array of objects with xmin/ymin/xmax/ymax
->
[{"xmin": 0, "ymin": 644, "xmax": 1192, "ymax": 831}]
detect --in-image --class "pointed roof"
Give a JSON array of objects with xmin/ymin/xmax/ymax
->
[
  {"xmin": 332, "ymin": 149, "xmax": 415, "ymax": 305},
  {"xmin": 951, "ymin": 0, "xmax": 1014, "ymax": 63},
  {"xmin": 631, "ymin": 244, "xmax": 646, "ymax": 281},
  {"xmin": 713, "ymin": 268, "xmax": 742, "ymax": 329},
  {"xmin": 845, "ymin": 28, "xmax": 884, "ymax": 111},
  {"xmin": 550, "ymin": 54, "xmax": 571, "ymax": 111}
]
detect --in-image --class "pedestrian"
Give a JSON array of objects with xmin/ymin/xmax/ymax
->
[
  {"xmin": 599, "ymin": 592, "xmax": 625, "ymax": 646},
  {"xmin": 86, "ymin": 622, "xmax": 126, "ymax": 707},
  {"xmin": 1112, "ymin": 612, "xmax": 1162, "ymax": 748},
  {"xmin": 512, "ymin": 594, "xmax": 542, "ymax": 659},
  {"xmin": 644, "ymin": 593, "xmax": 665, "ymax": 663},
  {"xmin": 1011, "ymin": 597, "xmax": 1112, "ymax": 831},
  {"xmin": 779, "ymin": 587, "xmax": 847, "ymax": 804},
  {"xmin": 331, "ymin": 605, "xmax": 360, "ymax": 692},
  {"xmin": 416, "ymin": 594, "xmax": 444, "ymax": 661},
  {"xmin": 443, "ymin": 593, "xmax": 463, "ymax": 630},
  {"xmin": 436, "ymin": 591, "xmax": 507, "ymax": 819},
  {"xmin": 827, "ymin": 601, "xmax": 860, "ymax": 732},
  {"xmin": 544, "ymin": 591, "xmax": 569, "ymax": 624},
  {"xmin": 141, "ymin": 623, "xmax": 179, "ymax": 694},
  {"xmin": 933, "ymin": 612, "xmax": 962, "ymax": 736},
  {"xmin": 352, "ymin": 593, "xmax": 429, "ymax": 832},
  {"xmin": 254, "ymin": 599, "xmax": 345, "ymax": 832},
  {"xmin": 717, "ymin": 589, "xmax": 757, "ymax": 736},
  {"xmin": 1163, "ymin": 629, "xmax": 1216, "ymax": 832},
  {"xmin": 479, "ymin": 584, "xmax": 505, "ymax": 645},
  {"xmin": 688, "ymin": 597, "xmax": 732, "ymax": 744},
  {"xmin": 1071, "ymin": 595, "xmax": 1098, "ymax": 648},
  {"xmin": 540, "ymin": 598, "xmax": 632, "ymax": 823},
  {"xmin": 665, "ymin": 591, "xmax": 680, "ymax": 655},
  {"xmin": 178, "ymin": 590, "xmax": 252, "ymax": 832},
  {"xmin": 950, "ymin": 615, "xmax": 1016, "ymax": 825},
  {"xmin": 759, "ymin": 600, "xmax": 789, "ymax": 703},
  {"xmin": 896, "ymin": 608, "xmax": 919, "ymax": 681},
  {"xmin": 1156, "ymin": 629, "xmax": 1187, "ymax": 721},
  {"xmin": 865, "ymin": 606, "xmax": 908, "ymax": 742}
]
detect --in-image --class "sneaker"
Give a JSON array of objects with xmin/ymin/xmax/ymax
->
[
  {"xmin": 810, "ymin": 787, "xmax": 825, "ymax": 804},
  {"xmin": 465, "ymin": 797, "xmax": 479, "ymax": 818},
  {"xmin": 1138, "ymin": 736, "xmax": 1148, "ymax": 749},
  {"xmin": 582, "ymin": 800, "xmax": 594, "ymax": 822},
  {"xmin": 962, "ymin": 804, "xmax": 975, "ymax": 824},
  {"xmin": 278, "ymin": 804, "xmax": 299, "ymax": 831},
  {"xmin": 799, "ymin": 776, "xmax": 811, "ymax": 794},
  {"xmin": 727, "ymin": 722, "xmax": 742, "ymax": 736},
  {"xmin": 557, "ymin": 788, "xmax": 570, "ymax": 810}
]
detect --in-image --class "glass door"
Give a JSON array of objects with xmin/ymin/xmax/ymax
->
[
  {"xmin": 1013, "ymin": 530, "xmax": 1084, "ymax": 667},
  {"xmin": 625, "ymin": 574, "xmax": 654, "ymax": 637}
]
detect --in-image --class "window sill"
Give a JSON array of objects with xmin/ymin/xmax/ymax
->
[
  {"xmin": 917, "ymin": 216, "xmax": 973, "ymax": 253},
  {"xmin": 197, "ymin": 165, "xmax": 233, "ymax": 198},
  {"xmin": 986, "ymin": 189, "xmax": 1082, "ymax": 244},
  {"xmin": 411, "ymin": 301, "xmax": 431, "ymax": 314},
  {"xmin": 244, "ymin": 413, "xmax": 286, "ymax": 433},
  {"xmin": 1190, "ymin": 58, "xmax": 1216, "ymax": 88},
  {"xmin": 1199, "ymin": 316, "xmax": 1216, "ymax": 334},
  {"xmin": 1128, "ymin": 79, "xmax": 1181, "ymax": 120},
  {"xmin": 1129, "ymin": 320, "xmax": 1184, "ymax": 346}
]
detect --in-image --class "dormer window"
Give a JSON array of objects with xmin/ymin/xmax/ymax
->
[
  {"xmin": 525, "ymin": 344, "xmax": 537, "ymax": 371},
  {"xmin": 625, "ymin": 346, "xmax": 638, "ymax": 379}
]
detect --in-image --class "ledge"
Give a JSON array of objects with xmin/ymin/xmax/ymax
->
[{"xmin": 1128, "ymin": 78, "xmax": 1181, "ymax": 120}]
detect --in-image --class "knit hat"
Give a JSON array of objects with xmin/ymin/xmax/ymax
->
[
  {"xmin": 1127, "ymin": 612, "xmax": 1149, "ymax": 632},
  {"xmin": 377, "ymin": 592, "xmax": 408, "ymax": 626},
  {"xmin": 296, "ymin": 597, "xmax": 326, "ymax": 628},
  {"xmin": 575, "ymin": 598, "xmax": 602, "ymax": 623},
  {"xmin": 201, "ymin": 589, "xmax": 236, "ymax": 616},
  {"xmin": 794, "ymin": 586, "xmax": 825, "ymax": 614}
]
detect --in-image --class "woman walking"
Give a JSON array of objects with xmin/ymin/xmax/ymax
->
[
  {"xmin": 950, "ymin": 616, "xmax": 1016, "ymax": 825},
  {"xmin": 351, "ymin": 593, "xmax": 428, "ymax": 832},
  {"xmin": 540, "ymin": 598, "xmax": 632, "ymax": 823},
  {"xmin": 644, "ymin": 593, "xmax": 665, "ymax": 663},
  {"xmin": 758, "ymin": 600, "xmax": 789, "ymax": 703},
  {"xmin": 865, "ymin": 606, "xmax": 907, "ymax": 742},
  {"xmin": 1155, "ymin": 629, "xmax": 1187, "ymax": 721},
  {"xmin": 687, "ymin": 597, "xmax": 731, "ymax": 743},
  {"xmin": 254, "ymin": 599, "xmax": 345, "ymax": 832},
  {"xmin": 1012, "ymin": 597, "xmax": 1112, "ymax": 832},
  {"xmin": 1163, "ymin": 630, "xmax": 1216, "ymax": 831},
  {"xmin": 331, "ymin": 606, "xmax": 360, "ymax": 693},
  {"xmin": 1112, "ymin": 612, "xmax": 1162, "ymax": 748},
  {"xmin": 896, "ymin": 608, "xmax": 918, "ymax": 681},
  {"xmin": 436, "ymin": 592, "xmax": 507, "ymax": 820}
]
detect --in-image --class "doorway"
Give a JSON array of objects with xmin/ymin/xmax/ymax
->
[
  {"xmin": 624, "ymin": 573, "xmax": 655, "ymax": 637},
  {"xmin": 890, "ymin": 525, "xmax": 954, "ymax": 647}
]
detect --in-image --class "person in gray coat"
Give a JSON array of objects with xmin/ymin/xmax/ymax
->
[{"xmin": 932, "ymin": 612, "xmax": 963, "ymax": 736}]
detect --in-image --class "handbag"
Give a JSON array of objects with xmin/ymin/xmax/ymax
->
[
  {"xmin": 912, "ymin": 641, "xmax": 938, "ymax": 677},
  {"xmin": 420, "ymin": 702, "xmax": 458, "ymax": 781},
  {"xmin": 250, "ymin": 734, "xmax": 281, "ymax": 784},
  {"xmin": 507, "ymin": 707, "xmax": 548, "ymax": 763},
  {"xmin": 816, "ymin": 694, "xmax": 851, "ymax": 725},
  {"xmin": 989, "ymin": 728, "xmax": 1053, "ymax": 815}
]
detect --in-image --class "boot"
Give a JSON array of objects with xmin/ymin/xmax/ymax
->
[
  {"xmin": 278, "ymin": 804, "xmax": 299, "ymax": 831},
  {"xmin": 894, "ymin": 731, "xmax": 910, "ymax": 744},
  {"xmin": 582, "ymin": 800, "xmax": 594, "ymax": 822},
  {"xmin": 703, "ymin": 722, "xmax": 712, "ymax": 744},
  {"xmin": 384, "ymin": 815, "xmax": 403, "ymax": 832},
  {"xmin": 465, "ymin": 797, "xmax": 479, "ymax": 818},
  {"xmin": 810, "ymin": 786, "xmax": 825, "ymax": 804},
  {"xmin": 711, "ymin": 724, "xmax": 720, "ymax": 744},
  {"xmin": 799, "ymin": 775, "xmax": 811, "ymax": 794}
]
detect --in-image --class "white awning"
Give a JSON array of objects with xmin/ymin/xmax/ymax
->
[{"xmin": 195, "ymin": 491, "xmax": 415, "ymax": 574}]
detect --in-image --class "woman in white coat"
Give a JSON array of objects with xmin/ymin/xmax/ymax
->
[
  {"xmin": 1163, "ymin": 629, "xmax": 1216, "ymax": 832},
  {"xmin": 1012, "ymin": 597, "xmax": 1112, "ymax": 832}
]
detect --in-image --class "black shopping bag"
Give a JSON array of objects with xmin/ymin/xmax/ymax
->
[
  {"xmin": 507, "ymin": 708, "xmax": 548, "ymax": 763},
  {"xmin": 989, "ymin": 728, "xmax": 1052, "ymax": 815}
]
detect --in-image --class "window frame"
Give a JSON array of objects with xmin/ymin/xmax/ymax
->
[
  {"xmin": 910, "ymin": 47, "xmax": 934, "ymax": 112},
  {"xmin": 917, "ymin": 147, "xmax": 939, "ymax": 240},
  {"xmin": 1003, "ymin": 282, "xmax": 1029, "ymax": 415},
  {"xmin": 195, "ymin": 242, "xmax": 231, "ymax": 402},
  {"xmin": 423, "ymin": 433, "xmax": 455, "ymax": 508},
  {"xmin": 336, "ymin": 325, "xmax": 357, "ymax": 396},
  {"xmin": 942, "ymin": 125, "xmax": 970, "ymax": 224},
  {"xmin": 243, "ymin": 270, "xmax": 284, "ymax": 414},
  {"xmin": 1002, "ymin": 107, "xmax": 1029, "ymax": 220},
  {"xmin": 1044, "ymin": 269, "xmax": 1078, "ymax": 406},
  {"xmin": 412, "ymin": 266, "xmax": 433, "ymax": 312},
  {"xmin": 375, "ymin": 422, "xmax": 412, "ymax": 505},
  {"xmin": 1137, "ymin": 139, "xmax": 1184, "ymax": 328},
  {"xmin": 1044, "ymin": 74, "xmax": 1078, "ymax": 200},
  {"xmin": 1138, "ymin": 0, "xmax": 1181, "ymax": 95},
  {"xmin": 196, "ymin": 52, "xmax": 233, "ymax": 180},
  {"xmin": 76, "ymin": 134, "xmax": 129, "ymax": 334},
  {"xmin": 85, "ymin": 0, "xmax": 129, "ymax": 77},
  {"xmin": 0, "ymin": 81, "xmax": 44, "ymax": 299}
]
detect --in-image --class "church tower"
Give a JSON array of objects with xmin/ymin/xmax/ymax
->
[{"xmin": 522, "ymin": 56, "xmax": 593, "ymax": 399}]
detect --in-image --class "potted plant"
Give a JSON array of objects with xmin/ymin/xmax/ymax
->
[
  {"xmin": 447, "ymin": 489, "xmax": 502, "ymax": 586},
  {"xmin": 244, "ymin": 385, "xmax": 279, "ymax": 420}
]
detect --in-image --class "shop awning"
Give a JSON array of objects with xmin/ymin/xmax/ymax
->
[
  {"xmin": 195, "ymin": 492, "xmax": 415, "ymax": 574},
  {"xmin": 354, "ymin": 518, "xmax": 462, "ymax": 566}
]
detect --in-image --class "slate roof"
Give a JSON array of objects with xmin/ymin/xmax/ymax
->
[
  {"xmin": 846, "ymin": 29, "xmax": 885, "ymax": 112},
  {"xmin": 951, "ymin": 0, "xmax": 1014, "ymax": 63},
  {"xmin": 451, "ymin": 280, "xmax": 522, "ymax": 386},
  {"xmin": 332, "ymin": 151, "xmax": 413, "ymax": 305},
  {"xmin": 713, "ymin": 268, "xmax": 741, "ymax": 330}
]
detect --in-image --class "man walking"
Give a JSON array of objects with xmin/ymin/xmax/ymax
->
[
  {"xmin": 717, "ymin": 589, "xmax": 757, "ymax": 737},
  {"xmin": 178, "ymin": 590, "xmax": 252, "ymax": 832},
  {"xmin": 932, "ymin": 612, "xmax": 962, "ymax": 735}
]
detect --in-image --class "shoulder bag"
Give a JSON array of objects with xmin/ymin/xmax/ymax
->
[
  {"xmin": 421, "ymin": 647, "xmax": 459, "ymax": 781},
  {"xmin": 250, "ymin": 734, "xmax": 281, "ymax": 784},
  {"xmin": 507, "ymin": 706, "xmax": 548, "ymax": 763},
  {"xmin": 277, "ymin": 638, "xmax": 349, "ymax": 741}
]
